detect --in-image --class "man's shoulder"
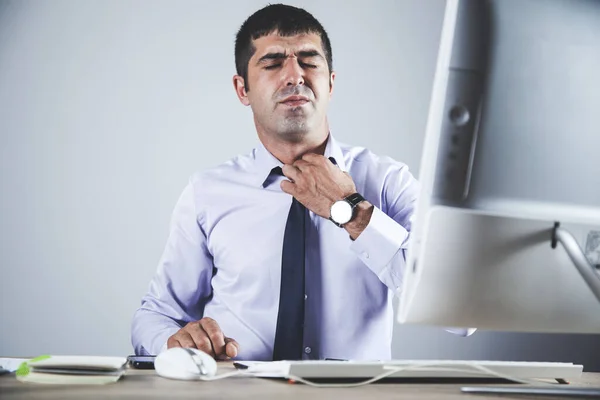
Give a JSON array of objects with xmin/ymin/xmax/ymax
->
[
  {"xmin": 338, "ymin": 141, "xmax": 419, "ymax": 211},
  {"xmin": 339, "ymin": 141, "xmax": 411, "ymax": 172},
  {"xmin": 188, "ymin": 148, "xmax": 257, "ymax": 186}
]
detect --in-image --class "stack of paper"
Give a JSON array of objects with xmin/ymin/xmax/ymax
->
[
  {"xmin": 0, "ymin": 358, "xmax": 29, "ymax": 373},
  {"xmin": 16, "ymin": 355, "xmax": 127, "ymax": 385}
]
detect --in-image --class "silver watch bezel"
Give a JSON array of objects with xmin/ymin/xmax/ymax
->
[{"xmin": 330, "ymin": 200, "xmax": 353, "ymax": 225}]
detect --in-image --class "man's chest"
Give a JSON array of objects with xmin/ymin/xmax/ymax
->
[{"xmin": 202, "ymin": 189, "xmax": 360, "ymax": 280}]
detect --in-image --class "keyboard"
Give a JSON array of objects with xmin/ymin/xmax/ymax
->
[{"xmin": 236, "ymin": 359, "xmax": 583, "ymax": 382}]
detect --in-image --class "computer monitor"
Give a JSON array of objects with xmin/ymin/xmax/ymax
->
[{"xmin": 398, "ymin": 0, "xmax": 600, "ymax": 334}]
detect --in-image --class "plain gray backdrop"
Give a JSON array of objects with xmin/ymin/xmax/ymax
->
[{"xmin": 1, "ymin": 0, "xmax": 598, "ymax": 370}]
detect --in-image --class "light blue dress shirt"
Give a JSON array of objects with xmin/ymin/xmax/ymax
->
[{"xmin": 131, "ymin": 134, "xmax": 420, "ymax": 360}]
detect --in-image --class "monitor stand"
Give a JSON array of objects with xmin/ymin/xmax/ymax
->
[{"xmin": 552, "ymin": 222, "xmax": 600, "ymax": 303}]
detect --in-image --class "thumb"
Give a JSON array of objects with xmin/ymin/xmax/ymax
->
[
  {"xmin": 280, "ymin": 179, "xmax": 295, "ymax": 195},
  {"xmin": 224, "ymin": 337, "xmax": 239, "ymax": 358}
]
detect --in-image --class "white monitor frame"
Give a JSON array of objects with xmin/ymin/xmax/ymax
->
[{"xmin": 397, "ymin": 0, "xmax": 600, "ymax": 334}]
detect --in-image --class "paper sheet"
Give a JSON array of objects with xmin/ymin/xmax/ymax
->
[{"xmin": 0, "ymin": 358, "xmax": 29, "ymax": 372}]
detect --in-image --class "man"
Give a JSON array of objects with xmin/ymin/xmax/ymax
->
[{"xmin": 131, "ymin": 4, "xmax": 420, "ymax": 361}]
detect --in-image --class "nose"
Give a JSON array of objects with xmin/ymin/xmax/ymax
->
[{"xmin": 282, "ymin": 57, "xmax": 304, "ymax": 86}]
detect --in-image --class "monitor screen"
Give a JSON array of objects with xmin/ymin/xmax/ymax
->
[{"xmin": 398, "ymin": 0, "xmax": 600, "ymax": 333}]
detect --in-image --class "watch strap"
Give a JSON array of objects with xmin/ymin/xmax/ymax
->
[
  {"xmin": 328, "ymin": 216, "xmax": 343, "ymax": 228},
  {"xmin": 344, "ymin": 192, "xmax": 366, "ymax": 207}
]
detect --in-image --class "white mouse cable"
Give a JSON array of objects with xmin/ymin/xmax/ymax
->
[{"xmin": 198, "ymin": 369, "xmax": 254, "ymax": 381}]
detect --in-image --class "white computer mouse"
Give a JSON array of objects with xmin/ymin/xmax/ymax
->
[{"xmin": 154, "ymin": 347, "xmax": 218, "ymax": 380}]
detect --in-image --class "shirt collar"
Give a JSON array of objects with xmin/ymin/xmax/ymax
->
[{"xmin": 253, "ymin": 133, "xmax": 347, "ymax": 188}]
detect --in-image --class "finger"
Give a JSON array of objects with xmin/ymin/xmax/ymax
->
[
  {"xmin": 185, "ymin": 323, "xmax": 215, "ymax": 357},
  {"xmin": 167, "ymin": 336, "xmax": 181, "ymax": 349},
  {"xmin": 175, "ymin": 331, "xmax": 197, "ymax": 349},
  {"xmin": 280, "ymin": 179, "xmax": 295, "ymax": 195},
  {"xmin": 301, "ymin": 152, "xmax": 321, "ymax": 162},
  {"xmin": 281, "ymin": 164, "xmax": 300, "ymax": 181},
  {"xmin": 292, "ymin": 159, "xmax": 311, "ymax": 171},
  {"xmin": 200, "ymin": 318, "xmax": 226, "ymax": 358},
  {"xmin": 183, "ymin": 321, "xmax": 212, "ymax": 354},
  {"xmin": 225, "ymin": 337, "xmax": 239, "ymax": 358}
]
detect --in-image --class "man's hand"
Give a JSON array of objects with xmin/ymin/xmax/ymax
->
[
  {"xmin": 280, "ymin": 153, "xmax": 356, "ymax": 217},
  {"xmin": 281, "ymin": 153, "xmax": 374, "ymax": 239},
  {"xmin": 167, "ymin": 317, "xmax": 239, "ymax": 360}
]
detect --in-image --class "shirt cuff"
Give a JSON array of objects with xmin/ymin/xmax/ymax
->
[
  {"xmin": 148, "ymin": 326, "xmax": 179, "ymax": 356},
  {"xmin": 349, "ymin": 206, "xmax": 409, "ymax": 278}
]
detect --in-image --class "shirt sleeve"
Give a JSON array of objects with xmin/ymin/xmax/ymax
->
[
  {"xmin": 131, "ymin": 178, "xmax": 214, "ymax": 355},
  {"xmin": 349, "ymin": 162, "xmax": 419, "ymax": 294}
]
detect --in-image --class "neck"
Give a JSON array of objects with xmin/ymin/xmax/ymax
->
[{"xmin": 257, "ymin": 123, "xmax": 330, "ymax": 165}]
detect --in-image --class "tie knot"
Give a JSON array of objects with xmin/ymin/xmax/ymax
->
[
  {"xmin": 270, "ymin": 157, "xmax": 337, "ymax": 178},
  {"xmin": 271, "ymin": 166, "xmax": 284, "ymax": 177}
]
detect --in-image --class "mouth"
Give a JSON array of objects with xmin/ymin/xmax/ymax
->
[{"xmin": 279, "ymin": 95, "xmax": 310, "ymax": 107}]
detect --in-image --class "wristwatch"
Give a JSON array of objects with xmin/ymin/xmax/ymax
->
[{"xmin": 329, "ymin": 193, "xmax": 366, "ymax": 227}]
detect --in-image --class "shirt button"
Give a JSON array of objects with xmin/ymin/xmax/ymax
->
[
  {"xmin": 304, "ymin": 346, "xmax": 312, "ymax": 354},
  {"xmin": 363, "ymin": 252, "xmax": 369, "ymax": 259},
  {"xmin": 304, "ymin": 294, "xmax": 308, "ymax": 300}
]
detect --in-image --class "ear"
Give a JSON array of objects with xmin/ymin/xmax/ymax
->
[
  {"xmin": 329, "ymin": 71, "xmax": 335, "ymax": 97},
  {"xmin": 233, "ymin": 75, "xmax": 250, "ymax": 106}
]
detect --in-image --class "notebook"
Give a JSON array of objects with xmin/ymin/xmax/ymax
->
[{"xmin": 16, "ymin": 355, "xmax": 127, "ymax": 385}]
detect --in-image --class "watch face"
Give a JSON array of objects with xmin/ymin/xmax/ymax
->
[{"xmin": 330, "ymin": 200, "xmax": 353, "ymax": 225}]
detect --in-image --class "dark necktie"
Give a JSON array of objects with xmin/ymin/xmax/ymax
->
[{"xmin": 271, "ymin": 166, "xmax": 306, "ymax": 360}]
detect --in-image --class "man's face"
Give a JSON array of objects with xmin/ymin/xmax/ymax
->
[{"xmin": 235, "ymin": 32, "xmax": 334, "ymax": 142}]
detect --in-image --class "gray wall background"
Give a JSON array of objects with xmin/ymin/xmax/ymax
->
[{"xmin": 1, "ymin": 0, "xmax": 598, "ymax": 370}]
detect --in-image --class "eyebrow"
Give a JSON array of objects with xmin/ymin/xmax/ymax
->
[{"xmin": 257, "ymin": 50, "xmax": 324, "ymax": 64}]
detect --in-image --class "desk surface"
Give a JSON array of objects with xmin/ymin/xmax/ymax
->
[{"xmin": 1, "ymin": 362, "xmax": 600, "ymax": 400}]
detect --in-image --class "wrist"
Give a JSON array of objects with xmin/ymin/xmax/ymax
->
[{"xmin": 344, "ymin": 201, "xmax": 374, "ymax": 240}]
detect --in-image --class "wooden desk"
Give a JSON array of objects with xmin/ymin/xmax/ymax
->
[{"xmin": 1, "ymin": 362, "xmax": 600, "ymax": 399}]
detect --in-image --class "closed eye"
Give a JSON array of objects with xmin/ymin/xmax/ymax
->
[
  {"xmin": 300, "ymin": 62, "xmax": 317, "ymax": 69},
  {"xmin": 264, "ymin": 62, "xmax": 318, "ymax": 70}
]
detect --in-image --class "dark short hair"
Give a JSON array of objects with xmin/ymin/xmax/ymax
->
[{"xmin": 234, "ymin": 4, "xmax": 333, "ymax": 90}]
